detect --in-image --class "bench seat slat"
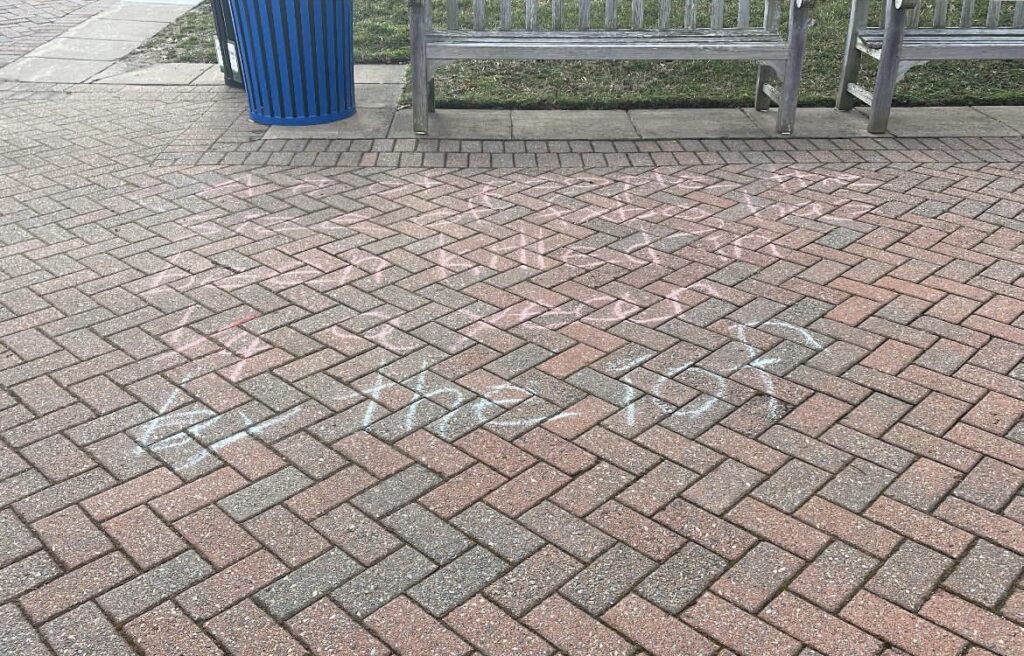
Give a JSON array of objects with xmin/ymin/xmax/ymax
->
[
  {"xmin": 861, "ymin": 26, "xmax": 1024, "ymax": 38},
  {"xmin": 858, "ymin": 27, "xmax": 1024, "ymax": 59}
]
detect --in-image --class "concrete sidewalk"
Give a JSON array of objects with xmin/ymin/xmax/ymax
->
[
  {"xmin": 0, "ymin": 0, "xmax": 202, "ymax": 84},
  {"xmin": 3, "ymin": 0, "xmax": 1022, "ymax": 142},
  {"xmin": 263, "ymin": 104, "xmax": 1024, "ymax": 141}
]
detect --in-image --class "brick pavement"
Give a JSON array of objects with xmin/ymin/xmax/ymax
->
[{"xmin": 2, "ymin": 84, "xmax": 1024, "ymax": 655}]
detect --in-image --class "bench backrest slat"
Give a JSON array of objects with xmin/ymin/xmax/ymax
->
[
  {"xmin": 446, "ymin": 0, "xmax": 459, "ymax": 29},
  {"xmin": 500, "ymin": 0, "xmax": 513, "ymax": 29},
  {"xmin": 711, "ymin": 0, "xmax": 726, "ymax": 27},
  {"xmin": 909, "ymin": 1, "xmax": 925, "ymax": 26},
  {"xmin": 579, "ymin": 0, "xmax": 593, "ymax": 28},
  {"xmin": 427, "ymin": 0, "xmax": 789, "ymax": 32},
  {"xmin": 986, "ymin": 0, "xmax": 1002, "ymax": 26},
  {"xmin": 659, "ymin": 0, "xmax": 672, "ymax": 28},
  {"xmin": 960, "ymin": 0, "xmax": 976, "ymax": 26},
  {"xmin": 474, "ymin": 0, "xmax": 486, "ymax": 29},
  {"xmin": 684, "ymin": 0, "xmax": 698, "ymax": 27},
  {"xmin": 552, "ymin": 0, "xmax": 565, "ymax": 29},
  {"xmin": 606, "ymin": 0, "xmax": 619, "ymax": 29},
  {"xmin": 1015, "ymin": 0, "xmax": 1024, "ymax": 26},
  {"xmin": 764, "ymin": 0, "xmax": 781, "ymax": 31},
  {"xmin": 932, "ymin": 0, "xmax": 948, "ymax": 26},
  {"xmin": 632, "ymin": 0, "xmax": 645, "ymax": 28},
  {"xmin": 738, "ymin": 0, "xmax": 752, "ymax": 27}
]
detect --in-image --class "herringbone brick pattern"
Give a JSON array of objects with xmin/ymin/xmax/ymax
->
[{"xmin": 2, "ymin": 86, "xmax": 1024, "ymax": 655}]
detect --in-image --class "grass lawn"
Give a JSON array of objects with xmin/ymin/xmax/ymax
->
[{"xmin": 138, "ymin": 0, "xmax": 1024, "ymax": 108}]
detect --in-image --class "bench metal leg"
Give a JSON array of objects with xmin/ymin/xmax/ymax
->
[
  {"xmin": 409, "ymin": 0, "xmax": 429, "ymax": 135},
  {"xmin": 428, "ymin": 79, "xmax": 437, "ymax": 113},
  {"xmin": 754, "ymin": 65, "xmax": 774, "ymax": 112},
  {"xmin": 412, "ymin": 70, "xmax": 430, "ymax": 134},
  {"xmin": 869, "ymin": 0, "xmax": 908, "ymax": 134},
  {"xmin": 777, "ymin": 0, "xmax": 810, "ymax": 135},
  {"xmin": 837, "ymin": 0, "xmax": 869, "ymax": 110}
]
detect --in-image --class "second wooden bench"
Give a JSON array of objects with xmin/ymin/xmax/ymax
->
[
  {"xmin": 837, "ymin": 0, "xmax": 1024, "ymax": 132},
  {"xmin": 409, "ymin": 0, "xmax": 813, "ymax": 135}
]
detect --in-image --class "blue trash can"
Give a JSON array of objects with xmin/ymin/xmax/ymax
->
[{"xmin": 227, "ymin": 0, "xmax": 355, "ymax": 126}]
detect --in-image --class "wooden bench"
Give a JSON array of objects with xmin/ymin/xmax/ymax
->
[
  {"xmin": 408, "ymin": 0, "xmax": 813, "ymax": 135},
  {"xmin": 837, "ymin": 0, "xmax": 1024, "ymax": 133}
]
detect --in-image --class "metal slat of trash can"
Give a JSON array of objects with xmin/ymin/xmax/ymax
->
[{"xmin": 228, "ymin": 0, "xmax": 355, "ymax": 125}]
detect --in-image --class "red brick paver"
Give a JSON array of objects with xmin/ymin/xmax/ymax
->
[{"xmin": 2, "ymin": 82, "xmax": 1024, "ymax": 655}]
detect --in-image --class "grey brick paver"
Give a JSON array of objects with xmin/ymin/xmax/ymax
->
[
  {"xmin": 218, "ymin": 466, "xmax": 313, "ymax": 521},
  {"xmin": 382, "ymin": 504, "xmax": 472, "ymax": 564},
  {"xmin": 866, "ymin": 541, "xmax": 951, "ymax": 611},
  {"xmin": 0, "ymin": 551, "xmax": 60, "ymax": 604},
  {"xmin": 819, "ymin": 459, "xmax": 896, "ymax": 512},
  {"xmin": 351, "ymin": 464, "xmax": 441, "ymax": 518},
  {"xmin": 638, "ymin": 543, "xmax": 728, "ymax": 613},
  {"xmin": 14, "ymin": 468, "xmax": 115, "ymax": 523},
  {"xmin": 567, "ymin": 369, "xmax": 644, "ymax": 407},
  {"xmin": 561, "ymin": 543, "xmax": 656, "ymax": 614},
  {"xmin": 752, "ymin": 460, "xmax": 831, "ymax": 512},
  {"xmin": 0, "ymin": 510, "xmax": 41, "ymax": 567},
  {"xmin": 485, "ymin": 545, "xmax": 583, "ymax": 617},
  {"xmin": 255, "ymin": 548, "xmax": 363, "ymax": 620},
  {"xmin": 954, "ymin": 457, "xmax": 1024, "ymax": 511},
  {"xmin": 427, "ymin": 398, "xmax": 505, "ymax": 442},
  {"xmin": 454, "ymin": 503, "xmax": 545, "ymax": 562},
  {"xmin": 711, "ymin": 542, "xmax": 803, "ymax": 612},
  {"xmin": 42, "ymin": 602, "xmax": 135, "ymax": 656},
  {"xmin": 942, "ymin": 541, "xmax": 1024, "ymax": 607},
  {"xmin": 683, "ymin": 459, "xmax": 764, "ymax": 514},
  {"xmin": 408, "ymin": 546, "xmax": 507, "ymax": 616},
  {"xmin": 313, "ymin": 503, "xmax": 401, "ymax": 565},
  {"xmin": 332, "ymin": 545, "xmax": 436, "ymax": 618},
  {"xmin": 0, "ymin": 604, "xmax": 48, "ymax": 656},
  {"xmin": 96, "ymin": 550, "xmax": 213, "ymax": 623}
]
